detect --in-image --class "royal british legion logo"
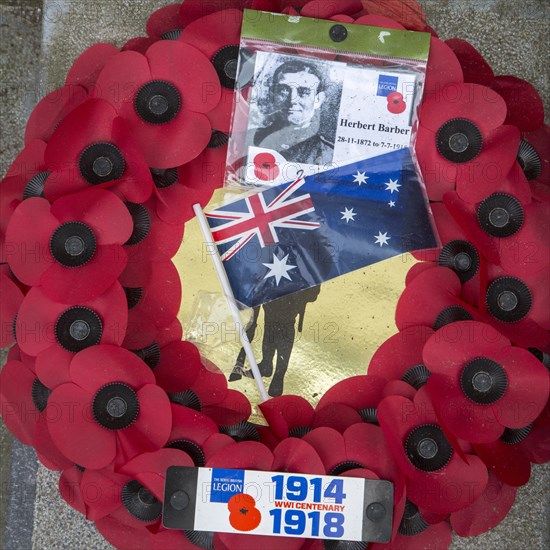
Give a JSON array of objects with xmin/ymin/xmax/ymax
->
[
  {"xmin": 377, "ymin": 75, "xmax": 399, "ymax": 97},
  {"xmin": 210, "ymin": 469, "xmax": 245, "ymax": 503}
]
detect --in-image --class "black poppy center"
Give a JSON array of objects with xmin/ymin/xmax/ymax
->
[
  {"xmin": 401, "ymin": 364, "xmax": 431, "ymax": 390},
  {"xmin": 486, "ymin": 277, "xmax": 532, "ymax": 322},
  {"xmin": 55, "ymin": 307, "xmax": 102, "ymax": 352},
  {"xmin": 167, "ymin": 439, "xmax": 206, "ymax": 467},
  {"xmin": 358, "ymin": 407, "xmax": 379, "ymax": 425},
  {"xmin": 169, "ymin": 389, "xmax": 201, "ymax": 411},
  {"xmin": 439, "ymin": 240, "xmax": 480, "ymax": 284},
  {"xmin": 93, "ymin": 383, "xmax": 139, "ymax": 430},
  {"xmin": 398, "ymin": 500, "xmax": 429, "ymax": 536},
  {"xmin": 150, "ymin": 167, "xmax": 178, "ymax": 189},
  {"xmin": 122, "ymin": 480, "xmax": 162, "ymax": 522},
  {"xmin": 329, "ymin": 461, "xmax": 364, "ymax": 476},
  {"xmin": 436, "ymin": 118, "xmax": 483, "ymax": 163},
  {"xmin": 288, "ymin": 425, "xmax": 313, "ymax": 438},
  {"xmin": 23, "ymin": 171, "xmax": 50, "ymax": 199},
  {"xmin": 207, "ymin": 130, "xmax": 229, "ymax": 149},
  {"xmin": 123, "ymin": 286, "xmax": 143, "ymax": 309},
  {"xmin": 125, "ymin": 202, "xmax": 151, "ymax": 245},
  {"xmin": 219, "ymin": 421, "xmax": 260, "ymax": 442},
  {"xmin": 132, "ymin": 342, "xmax": 161, "ymax": 370},
  {"xmin": 477, "ymin": 193, "xmax": 524, "ymax": 238},
  {"xmin": 135, "ymin": 80, "xmax": 181, "ymax": 125},
  {"xmin": 212, "ymin": 45, "xmax": 240, "ymax": 89},
  {"xmin": 161, "ymin": 29, "xmax": 182, "ymax": 40},
  {"xmin": 31, "ymin": 378, "xmax": 51, "ymax": 412},
  {"xmin": 460, "ymin": 358, "xmax": 508, "ymax": 404},
  {"xmin": 500, "ymin": 424, "xmax": 533, "ymax": 445},
  {"xmin": 79, "ymin": 142, "xmax": 125, "ymax": 185},
  {"xmin": 50, "ymin": 222, "xmax": 96, "ymax": 267},
  {"xmin": 517, "ymin": 140, "xmax": 542, "ymax": 181},
  {"xmin": 323, "ymin": 542, "xmax": 368, "ymax": 550},
  {"xmin": 405, "ymin": 424, "xmax": 453, "ymax": 472},
  {"xmin": 433, "ymin": 305, "xmax": 473, "ymax": 330}
]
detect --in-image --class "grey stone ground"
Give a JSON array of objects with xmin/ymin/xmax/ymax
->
[{"xmin": 0, "ymin": 1, "xmax": 549, "ymax": 549}]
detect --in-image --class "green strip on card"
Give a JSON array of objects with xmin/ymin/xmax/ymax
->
[{"xmin": 241, "ymin": 10, "xmax": 431, "ymax": 61}]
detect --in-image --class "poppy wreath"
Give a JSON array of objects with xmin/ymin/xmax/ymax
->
[{"xmin": 1, "ymin": 1, "xmax": 549, "ymax": 549}]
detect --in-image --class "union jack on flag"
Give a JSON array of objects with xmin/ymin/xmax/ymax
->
[
  {"xmin": 207, "ymin": 174, "xmax": 320, "ymax": 261},
  {"xmin": 206, "ymin": 148, "xmax": 437, "ymax": 308}
]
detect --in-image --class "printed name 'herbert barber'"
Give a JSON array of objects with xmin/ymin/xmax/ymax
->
[{"xmin": 340, "ymin": 119, "xmax": 411, "ymax": 135}]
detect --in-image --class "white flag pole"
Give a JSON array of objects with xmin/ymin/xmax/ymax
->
[{"xmin": 193, "ymin": 203, "xmax": 270, "ymax": 403}]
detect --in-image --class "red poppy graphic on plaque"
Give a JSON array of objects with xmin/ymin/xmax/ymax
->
[{"xmin": 227, "ymin": 493, "xmax": 262, "ymax": 532}]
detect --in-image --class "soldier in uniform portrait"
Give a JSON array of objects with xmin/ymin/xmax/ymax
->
[{"xmin": 253, "ymin": 60, "xmax": 334, "ymax": 166}]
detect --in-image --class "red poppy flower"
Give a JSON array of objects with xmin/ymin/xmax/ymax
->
[
  {"xmin": 0, "ymin": 271, "xmax": 24, "ymax": 347},
  {"xmin": 368, "ymin": 328, "xmax": 433, "ymax": 387},
  {"xmin": 471, "ymin": 398, "xmax": 549, "ymax": 487},
  {"xmin": 259, "ymin": 394, "xmax": 363, "ymax": 439},
  {"xmin": 314, "ymin": 374, "xmax": 417, "ymax": 431},
  {"xmin": 445, "ymin": 38, "xmax": 494, "ymax": 87},
  {"xmin": 123, "ymin": 196, "xmax": 185, "ymax": 264},
  {"xmin": 180, "ymin": 0, "xmax": 253, "ymax": 26},
  {"xmin": 355, "ymin": 0, "xmax": 427, "ymax": 31},
  {"xmin": 166, "ymin": 404, "xmax": 220, "ymax": 466},
  {"xmin": 162, "ymin": 354, "xmax": 249, "ymax": 426},
  {"xmin": 25, "ymin": 85, "xmax": 89, "ymax": 144},
  {"xmin": 65, "ymin": 43, "xmax": 120, "ymax": 92},
  {"xmin": 271, "ymin": 436, "xmax": 326, "ymax": 474},
  {"xmin": 450, "ymin": 472, "xmax": 516, "ymax": 536},
  {"xmin": 206, "ymin": 440, "xmax": 274, "ymax": 470},
  {"xmin": 180, "ymin": 9, "xmax": 243, "ymax": 134},
  {"xmin": 17, "ymin": 283, "xmax": 127, "ymax": 387},
  {"xmin": 299, "ymin": 0, "xmax": 362, "ymax": 19},
  {"xmin": 62, "ymin": 449, "xmax": 192, "ymax": 547},
  {"xmin": 424, "ymin": 37, "xmax": 463, "ymax": 97},
  {"xmin": 377, "ymin": 391, "xmax": 488, "ymax": 515},
  {"xmin": 0, "ymin": 356, "xmax": 74, "ymax": 470},
  {"xmin": 303, "ymin": 424, "xmax": 407, "ymax": 540},
  {"xmin": 0, "ymin": 140, "xmax": 48, "ymax": 262},
  {"xmin": 46, "ymin": 345, "xmax": 172, "ymax": 469},
  {"xmin": 6, "ymin": 189, "xmax": 133, "ymax": 303},
  {"xmin": 490, "ymin": 75, "xmax": 545, "ymax": 132},
  {"xmin": 146, "ymin": 4, "xmax": 183, "ymax": 40},
  {"xmin": 443, "ymin": 193, "xmax": 550, "ymax": 333},
  {"xmin": 94, "ymin": 41, "xmax": 220, "ymax": 168},
  {"xmin": 396, "ymin": 266, "xmax": 478, "ymax": 332},
  {"xmin": 416, "ymin": 83, "xmax": 519, "ymax": 203},
  {"xmin": 203, "ymin": 388, "xmax": 253, "ymax": 427},
  {"xmin": 148, "ymin": 130, "xmax": 227, "ymax": 225},
  {"xmin": 122, "ymin": 37, "xmax": 158, "ymax": 55},
  {"xmin": 0, "ymin": 357, "xmax": 44, "ymax": 446},
  {"xmin": 423, "ymin": 321, "xmax": 549, "ymax": 445},
  {"xmin": 119, "ymin": 260, "xmax": 181, "ymax": 349},
  {"xmin": 412, "ymin": 202, "xmax": 490, "ymax": 308},
  {"xmin": 370, "ymin": 500, "xmax": 453, "ymax": 550},
  {"xmin": 520, "ymin": 125, "xmax": 550, "ymax": 201},
  {"xmin": 42, "ymin": 99, "xmax": 154, "ymax": 203}
]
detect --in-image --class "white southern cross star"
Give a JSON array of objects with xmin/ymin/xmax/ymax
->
[
  {"xmin": 388, "ymin": 200, "xmax": 396, "ymax": 208},
  {"xmin": 374, "ymin": 231, "xmax": 391, "ymax": 247},
  {"xmin": 340, "ymin": 207, "xmax": 356, "ymax": 223},
  {"xmin": 353, "ymin": 171, "xmax": 369, "ymax": 185},
  {"xmin": 263, "ymin": 254, "xmax": 296, "ymax": 285},
  {"xmin": 385, "ymin": 178, "xmax": 401, "ymax": 193}
]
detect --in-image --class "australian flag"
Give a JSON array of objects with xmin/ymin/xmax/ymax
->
[{"xmin": 206, "ymin": 148, "xmax": 438, "ymax": 308}]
